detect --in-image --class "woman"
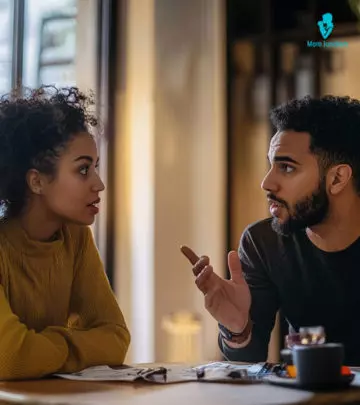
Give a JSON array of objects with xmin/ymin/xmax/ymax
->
[{"xmin": 0, "ymin": 86, "xmax": 130, "ymax": 380}]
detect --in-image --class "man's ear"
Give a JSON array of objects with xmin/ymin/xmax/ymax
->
[
  {"xmin": 327, "ymin": 164, "xmax": 353, "ymax": 195},
  {"xmin": 26, "ymin": 169, "xmax": 46, "ymax": 195}
]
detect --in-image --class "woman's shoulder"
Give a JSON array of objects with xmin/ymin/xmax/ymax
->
[
  {"xmin": 0, "ymin": 219, "xmax": 7, "ymax": 236},
  {"xmin": 0, "ymin": 219, "xmax": 17, "ymax": 247},
  {"xmin": 0, "ymin": 223, "xmax": 9, "ymax": 253}
]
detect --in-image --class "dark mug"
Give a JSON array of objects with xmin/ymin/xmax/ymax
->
[{"xmin": 293, "ymin": 343, "xmax": 344, "ymax": 387}]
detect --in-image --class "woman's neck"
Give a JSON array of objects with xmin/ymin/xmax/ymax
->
[{"xmin": 19, "ymin": 207, "xmax": 62, "ymax": 242}]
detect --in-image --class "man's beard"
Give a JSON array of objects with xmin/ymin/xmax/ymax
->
[{"xmin": 270, "ymin": 178, "xmax": 329, "ymax": 236}]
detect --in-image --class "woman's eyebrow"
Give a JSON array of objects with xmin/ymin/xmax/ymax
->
[{"xmin": 73, "ymin": 155, "xmax": 99, "ymax": 164}]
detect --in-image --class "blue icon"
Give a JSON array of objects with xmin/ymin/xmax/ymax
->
[{"xmin": 317, "ymin": 13, "xmax": 334, "ymax": 39}]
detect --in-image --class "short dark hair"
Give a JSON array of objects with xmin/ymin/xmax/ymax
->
[
  {"xmin": 270, "ymin": 95, "xmax": 360, "ymax": 193},
  {"xmin": 0, "ymin": 85, "xmax": 98, "ymax": 218}
]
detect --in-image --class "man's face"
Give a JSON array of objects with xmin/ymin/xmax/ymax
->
[{"xmin": 261, "ymin": 130, "xmax": 329, "ymax": 235}]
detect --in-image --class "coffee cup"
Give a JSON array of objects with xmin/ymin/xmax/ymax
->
[{"xmin": 292, "ymin": 343, "xmax": 343, "ymax": 387}]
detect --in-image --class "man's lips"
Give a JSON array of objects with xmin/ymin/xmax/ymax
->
[{"xmin": 268, "ymin": 199, "xmax": 284, "ymax": 216}]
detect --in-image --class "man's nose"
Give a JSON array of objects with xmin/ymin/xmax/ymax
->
[{"xmin": 261, "ymin": 169, "xmax": 278, "ymax": 193}]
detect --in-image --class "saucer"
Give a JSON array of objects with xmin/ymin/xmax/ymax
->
[{"xmin": 264, "ymin": 373, "xmax": 355, "ymax": 391}]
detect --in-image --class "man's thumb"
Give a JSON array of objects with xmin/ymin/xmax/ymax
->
[{"xmin": 228, "ymin": 251, "xmax": 245, "ymax": 284}]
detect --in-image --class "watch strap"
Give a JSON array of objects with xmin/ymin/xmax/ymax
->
[{"xmin": 219, "ymin": 318, "xmax": 253, "ymax": 344}]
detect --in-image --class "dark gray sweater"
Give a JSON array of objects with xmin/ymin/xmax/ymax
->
[{"xmin": 219, "ymin": 218, "xmax": 360, "ymax": 366}]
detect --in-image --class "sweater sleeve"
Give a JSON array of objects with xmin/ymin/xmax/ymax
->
[
  {"xmin": 0, "ymin": 287, "xmax": 69, "ymax": 380},
  {"xmin": 49, "ymin": 226, "xmax": 130, "ymax": 373},
  {"xmin": 219, "ymin": 227, "xmax": 280, "ymax": 362}
]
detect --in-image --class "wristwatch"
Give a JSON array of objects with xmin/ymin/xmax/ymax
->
[{"xmin": 218, "ymin": 318, "xmax": 253, "ymax": 344}]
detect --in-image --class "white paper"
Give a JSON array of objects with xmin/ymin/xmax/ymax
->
[
  {"xmin": 55, "ymin": 362, "xmax": 264, "ymax": 384},
  {"xmin": 56, "ymin": 365, "xmax": 146, "ymax": 381}
]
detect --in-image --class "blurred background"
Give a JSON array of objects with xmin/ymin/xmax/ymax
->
[{"xmin": 2, "ymin": 0, "xmax": 360, "ymax": 364}]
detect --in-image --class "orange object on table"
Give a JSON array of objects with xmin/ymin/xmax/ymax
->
[
  {"xmin": 286, "ymin": 365, "xmax": 351, "ymax": 378},
  {"xmin": 286, "ymin": 365, "xmax": 297, "ymax": 378},
  {"xmin": 341, "ymin": 366, "xmax": 351, "ymax": 375}
]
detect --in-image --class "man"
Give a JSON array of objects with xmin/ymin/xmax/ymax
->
[{"xmin": 181, "ymin": 95, "xmax": 360, "ymax": 366}]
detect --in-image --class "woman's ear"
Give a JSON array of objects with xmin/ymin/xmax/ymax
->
[
  {"xmin": 26, "ymin": 169, "xmax": 44, "ymax": 195},
  {"xmin": 327, "ymin": 164, "xmax": 353, "ymax": 195}
]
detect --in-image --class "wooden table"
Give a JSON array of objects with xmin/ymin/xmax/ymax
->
[{"xmin": 0, "ymin": 365, "xmax": 359, "ymax": 405}]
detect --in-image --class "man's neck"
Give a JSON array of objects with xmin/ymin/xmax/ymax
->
[
  {"xmin": 306, "ymin": 226, "xmax": 360, "ymax": 252},
  {"xmin": 306, "ymin": 201, "xmax": 360, "ymax": 252}
]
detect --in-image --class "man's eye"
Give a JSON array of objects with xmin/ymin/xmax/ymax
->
[
  {"xmin": 79, "ymin": 166, "xmax": 89, "ymax": 175},
  {"xmin": 279, "ymin": 164, "xmax": 295, "ymax": 174}
]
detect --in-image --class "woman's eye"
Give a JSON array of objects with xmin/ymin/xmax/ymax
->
[
  {"xmin": 279, "ymin": 164, "xmax": 295, "ymax": 174},
  {"xmin": 79, "ymin": 166, "xmax": 89, "ymax": 176}
]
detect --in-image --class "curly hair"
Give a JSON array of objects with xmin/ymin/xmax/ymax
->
[
  {"xmin": 0, "ymin": 85, "xmax": 98, "ymax": 218},
  {"xmin": 270, "ymin": 95, "xmax": 360, "ymax": 193}
]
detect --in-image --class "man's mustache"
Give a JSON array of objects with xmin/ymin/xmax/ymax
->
[{"xmin": 267, "ymin": 194, "xmax": 288, "ymax": 209}]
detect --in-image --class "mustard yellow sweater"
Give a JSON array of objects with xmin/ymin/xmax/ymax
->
[{"xmin": 0, "ymin": 218, "xmax": 130, "ymax": 380}]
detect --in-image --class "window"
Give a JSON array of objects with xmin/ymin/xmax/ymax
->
[
  {"xmin": 23, "ymin": 0, "xmax": 77, "ymax": 87},
  {"xmin": 0, "ymin": 0, "xmax": 12, "ymax": 94}
]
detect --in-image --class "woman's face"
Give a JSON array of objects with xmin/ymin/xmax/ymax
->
[{"xmin": 33, "ymin": 132, "xmax": 105, "ymax": 226}]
